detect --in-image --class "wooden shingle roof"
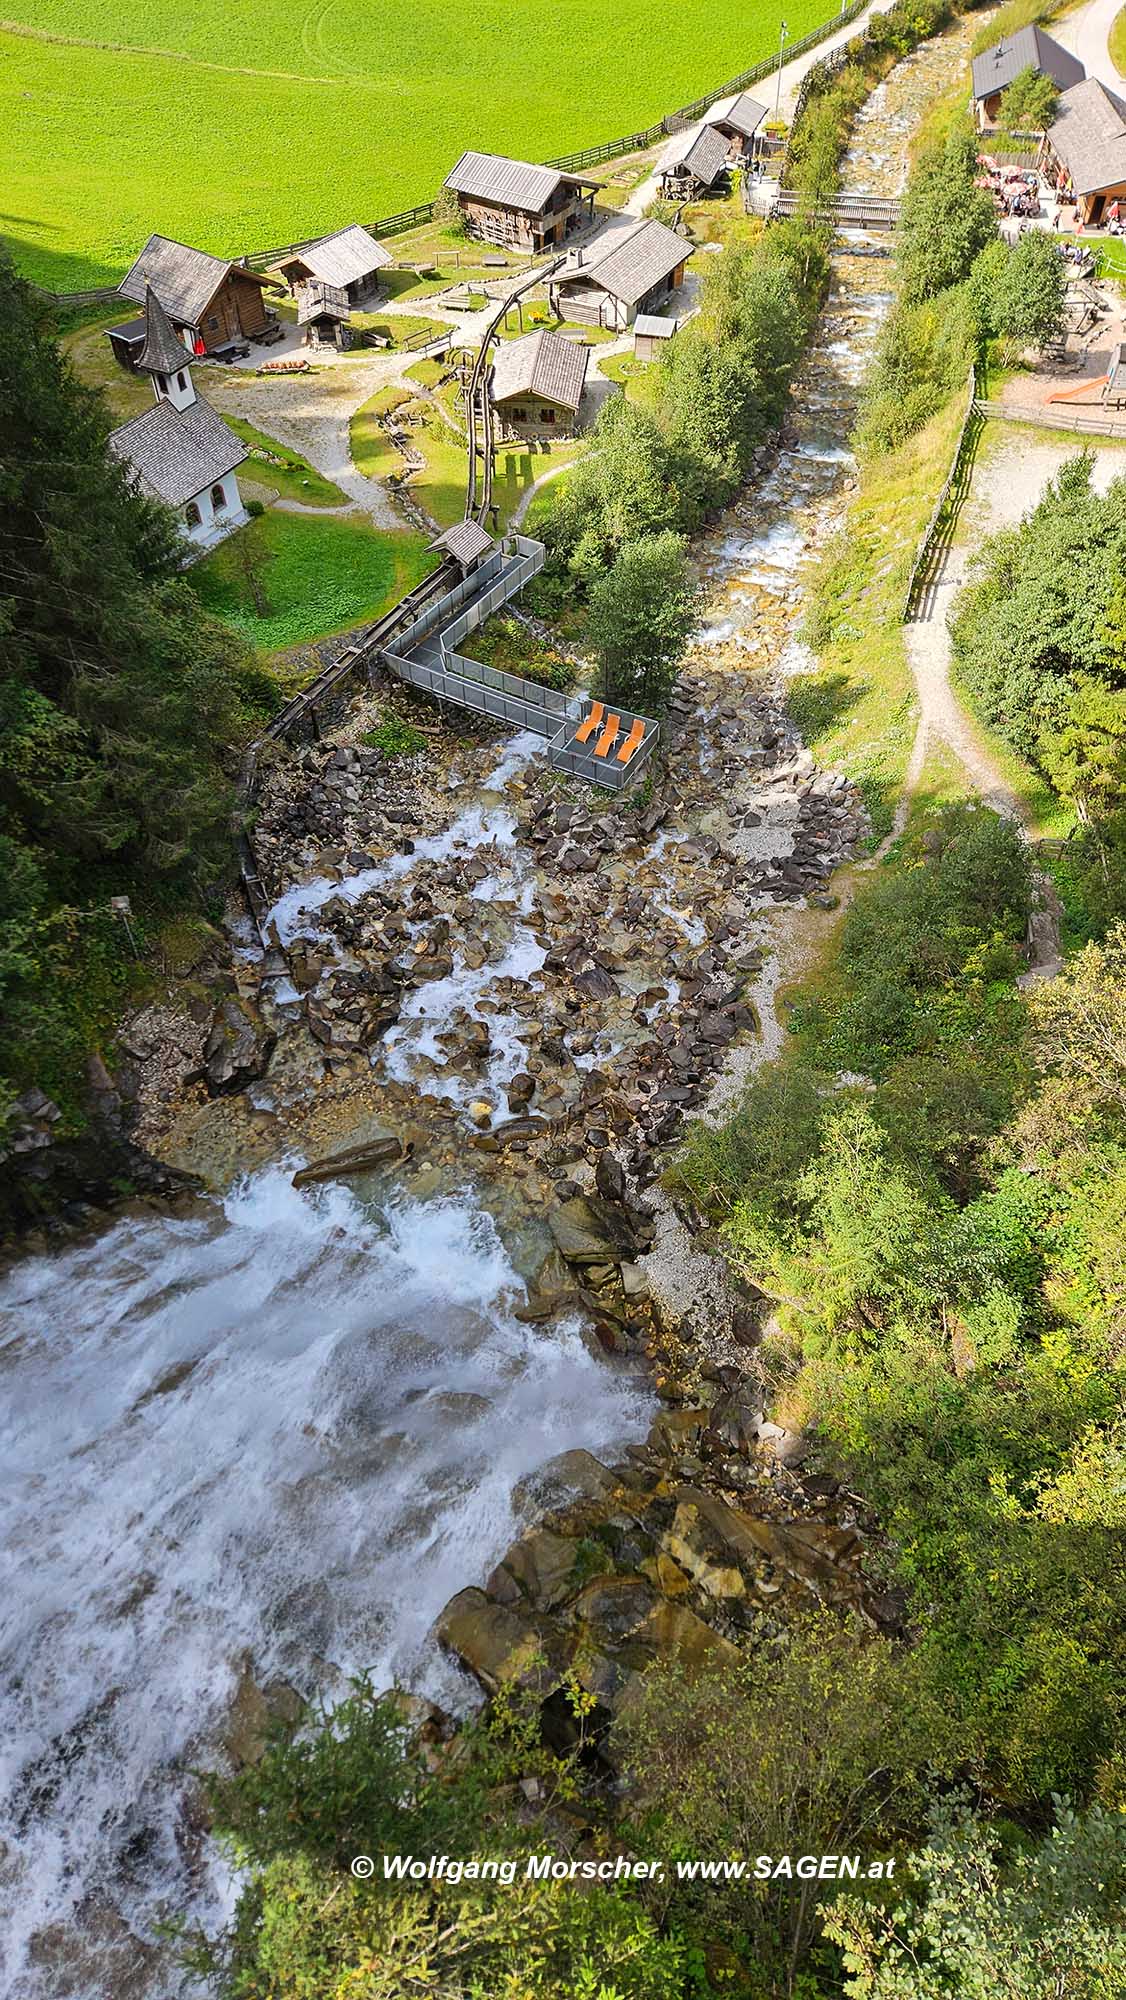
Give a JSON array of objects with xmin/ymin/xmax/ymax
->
[
  {"xmin": 575, "ymin": 217, "xmax": 692, "ymax": 308},
  {"xmin": 663, "ymin": 120, "xmax": 730, "ymax": 186},
  {"xmin": 489, "ymin": 329, "xmax": 589, "ymax": 412},
  {"xmin": 443, "ymin": 151, "xmax": 597, "ymax": 214},
  {"xmin": 136, "ymin": 284, "xmax": 192, "ymax": 376},
  {"xmin": 109, "ymin": 397, "xmax": 246, "ymax": 508},
  {"xmin": 429, "ymin": 520, "xmax": 496, "ymax": 567},
  {"xmin": 971, "ymin": 24, "xmax": 1084, "ymax": 101},
  {"xmin": 1048, "ymin": 75, "xmax": 1126, "ymax": 192},
  {"xmin": 284, "ymin": 224, "xmax": 392, "ymax": 288},
  {"xmin": 705, "ymin": 90, "xmax": 767, "ymax": 140},
  {"xmin": 118, "ymin": 233, "xmax": 272, "ymax": 328}
]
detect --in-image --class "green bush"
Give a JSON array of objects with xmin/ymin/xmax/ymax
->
[{"xmin": 364, "ymin": 711, "xmax": 427, "ymax": 758}]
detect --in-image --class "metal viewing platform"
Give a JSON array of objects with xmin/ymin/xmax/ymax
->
[{"xmin": 383, "ymin": 533, "xmax": 659, "ymax": 790}]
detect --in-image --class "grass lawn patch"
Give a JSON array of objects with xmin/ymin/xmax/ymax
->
[
  {"xmin": 1111, "ymin": 3, "xmax": 1126, "ymax": 75},
  {"xmin": 599, "ymin": 349, "xmax": 662, "ymax": 410},
  {"xmin": 63, "ymin": 311, "xmax": 155, "ymax": 424},
  {"xmin": 459, "ymin": 613, "xmax": 575, "ymax": 689},
  {"xmin": 224, "ymin": 419, "xmax": 347, "ymax": 507},
  {"xmin": 189, "ymin": 510, "xmax": 434, "ymax": 652},
  {"xmin": 405, "ymin": 357, "xmax": 452, "ymax": 390},
  {"xmin": 410, "ymin": 408, "xmax": 470, "ymax": 527},
  {"xmin": 351, "ymin": 386, "xmax": 413, "ymax": 482},
  {"xmin": 3, "ymin": 0, "xmax": 845, "ymax": 291},
  {"xmin": 491, "ymin": 437, "xmax": 581, "ymax": 528},
  {"xmin": 683, "ymin": 191, "xmax": 765, "ymax": 247},
  {"xmin": 351, "ymin": 309, "xmax": 449, "ymax": 349}
]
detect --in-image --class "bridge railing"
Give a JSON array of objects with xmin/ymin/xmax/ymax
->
[
  {"xmin": 386, "ymin": 646, "xmax": 567, "ymax": 735},
  {"xmin": 546, "ymin": 712, "xmax": 660, "ymax": 791}
]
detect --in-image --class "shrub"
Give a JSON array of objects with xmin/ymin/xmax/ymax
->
[{"xmin": 364, "ymin": 711, "xmax": 427, "ymax": 758}]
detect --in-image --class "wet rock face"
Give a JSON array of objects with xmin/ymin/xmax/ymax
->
[
  {"xmin": 436, "ymin": 1386, "xmax": 895, "ymax": 1756},
  {"xmin": 0, "ymin": 1066, "xmax": 195, "ymax": 1244},
  {"xmin": 200, "ymin": 995, "xmax": 276, "ymax": 1096}
]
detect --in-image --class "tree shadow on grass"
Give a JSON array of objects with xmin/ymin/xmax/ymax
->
[{"xmin": 784, "ymin": 669, "xmax": 864, "ymax": 742}]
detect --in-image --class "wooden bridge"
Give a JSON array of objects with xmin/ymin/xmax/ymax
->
[{"xmin": 744, "ymin": 184, "xmax": 901, "ymax": 231}]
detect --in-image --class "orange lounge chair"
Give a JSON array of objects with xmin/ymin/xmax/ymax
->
[
  {"xmin": 574, "ymin": 701, "xmax": 604, "ymax": 745},
  {"xmin": 616, "ymin": 718, "xmax": 646, "ymax": 764},
  {"xmin": 594, "ymin": 713, "xmax": 621, "ymax": 758}
]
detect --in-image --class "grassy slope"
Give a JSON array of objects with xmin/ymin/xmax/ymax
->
[
  {"xmin": 1111, "ymin": 2, "xmax": 1126, "ymax": 74},
  {"xmin": 189, "ymin": 509, "xmax": 433, "ymax": 651},
  {"xmin": 4, "ymin": 0, "xmax": 838, "ymax": 289},
  {"xmin": 787, "ymin": 396, "xmax": 970, "ymax": 841},
  {"xmin": 222, "ymin": 419, "xmax": 348, "ymax": 507}
]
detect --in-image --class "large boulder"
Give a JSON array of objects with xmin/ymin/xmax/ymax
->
[
  {"xmin": 548, "ymin": 1195, "xmax": 655, "ymax": 1267},
  {"xmin": 436, "ymin": 1589, "xmax": 566, "ymax": 1695},
  {"xmin": 292, "ymin": 1135, "xmax": 402, "ymax": 1188},
  {"xmin": 201, "ymin": 995, "xmax": 275, "ymax": 1095}
]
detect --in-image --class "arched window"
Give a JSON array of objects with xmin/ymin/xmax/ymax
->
[
  {"xmin": 185, "ymin": 501, "xmax": 202, "ymax": 528},
  {"xmin": 211, "ymin": 483, "xmax": 227, "ymax": 512},
  {"xmin": 176, "ymin": 371, "xmax": 187, "ymax": 393}
]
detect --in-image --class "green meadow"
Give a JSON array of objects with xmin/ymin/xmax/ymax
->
[{"xmin": 2, "ymin": 0, "xmax": 834, "ymax": 290}]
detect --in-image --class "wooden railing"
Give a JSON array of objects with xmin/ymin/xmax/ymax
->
[
  {"xmin": 974, "ymin": 397, "xmax": 1126, "ymax": 438},
  {"xmin": 902, "ymin": 368, "xmax": 980, "ymax": 622}
]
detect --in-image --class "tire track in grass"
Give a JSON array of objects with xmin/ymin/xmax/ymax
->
[{"xmin": 0, "ymin": 16, "xmax": 355, "ymax": 84}]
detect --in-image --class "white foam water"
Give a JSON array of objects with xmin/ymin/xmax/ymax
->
[
  {"xmin": 0, "ymin": 1165, "xmax": 650, "ymax": 1995},
  {"xmin": 267, "ymin": 733, "xmax": 541, "ymax": 948}
]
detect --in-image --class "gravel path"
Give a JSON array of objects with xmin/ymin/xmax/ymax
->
[
  {"xmin": 904, "ymin": 426, "xmax": 1126, "ymax": 822},
  {"xmin": 206, "ymin": 355, "xmax": 414, "ymax": 530},
  {"xmin": 1054, "ymin": 0, "xmax": 1121, "ymax": 89}
]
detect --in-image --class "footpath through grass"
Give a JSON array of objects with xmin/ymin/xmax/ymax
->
[
  {"xmin": 224, "ymin": 420, "xmax": 348, "ymax": 508},
  {"xmin": 189, "ymin": 511, "xmax": 434, "ymax": 652},
  {"xmin": 2, "ymin": 0, "xmax": 840, "ymax": 290},
  {"xmin": 788, "ymin": 393, "xmax": 971, "ymax": 842}
]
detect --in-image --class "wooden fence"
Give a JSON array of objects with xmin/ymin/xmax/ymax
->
[
  {"xmin": 974, "ymin": 397, "xmax": 1126, "ymax": 439},
  {"xmin": 902, "ymin": 368, "xmax": 980, "ymax": 621},
  {"xmin": 34, "ymin": 284, "xmax": 121, "ymax": 309},
  {"xmin": 36, "ymin": 0, "xmax": 873, "ymax": 307}
]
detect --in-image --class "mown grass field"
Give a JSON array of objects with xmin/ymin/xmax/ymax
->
[
  {"xmin": 3, "ymin": 0, "xmax": 837, "ymax": 290},
  {"xmin": 189, "ymin": 510, "xmax": 433, "ymax": 651}
]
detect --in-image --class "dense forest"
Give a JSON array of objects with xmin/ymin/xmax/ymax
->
[{"xmin": 0, "ymin": 256, "xmax": 274, "ymax": 1141}]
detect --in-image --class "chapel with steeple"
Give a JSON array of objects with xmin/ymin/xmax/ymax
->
[{"xmin": 108, "ymin": 285, "xmax": 249, "ymax": 553}]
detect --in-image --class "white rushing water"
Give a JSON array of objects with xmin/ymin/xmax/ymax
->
[{"xmin": 0, "ymin": 1165, "xmax": 651, "ymax": 1995}]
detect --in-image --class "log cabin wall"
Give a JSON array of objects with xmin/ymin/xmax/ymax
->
[{"xmin": 196, "ymin": 273, "xmax": 270, "ymax": 349}]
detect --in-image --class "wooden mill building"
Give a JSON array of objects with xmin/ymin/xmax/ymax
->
[
  {"xmin": 489, "ymin": 328, "xmax": 590, "ymax": 436},
  {"xmin": 272, "ymin": 224, "xmax": 392, "ymax": 309},
  {"xmin": 704, "ymin": 90, "xmax": 768, "ymax": 159},
  {"xmin": 549, "ymin": 216, "xmax": 693, "ymax": 330},
  {"xmin": 108, "ymin": 287, "xmax": 248, "ymax": 553},
  {"xmin": 971, "ymin": 25, "xmax": 1084, "ymax": 130},
  {"xmin": 659, "ymin": 120, "xmax": 730, "ymax": 197},
  {"xmin": 442, "ymin": 151, "xmax": 600, "ymax": 252},
  {"xmin": 110, "ymin": 234, "xmax": 276, "ymax": 361}
]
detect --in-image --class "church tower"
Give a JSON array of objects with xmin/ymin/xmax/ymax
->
[{"xmin": 135, "ymin": 283, "xmax": 197, "ymax": 412}]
